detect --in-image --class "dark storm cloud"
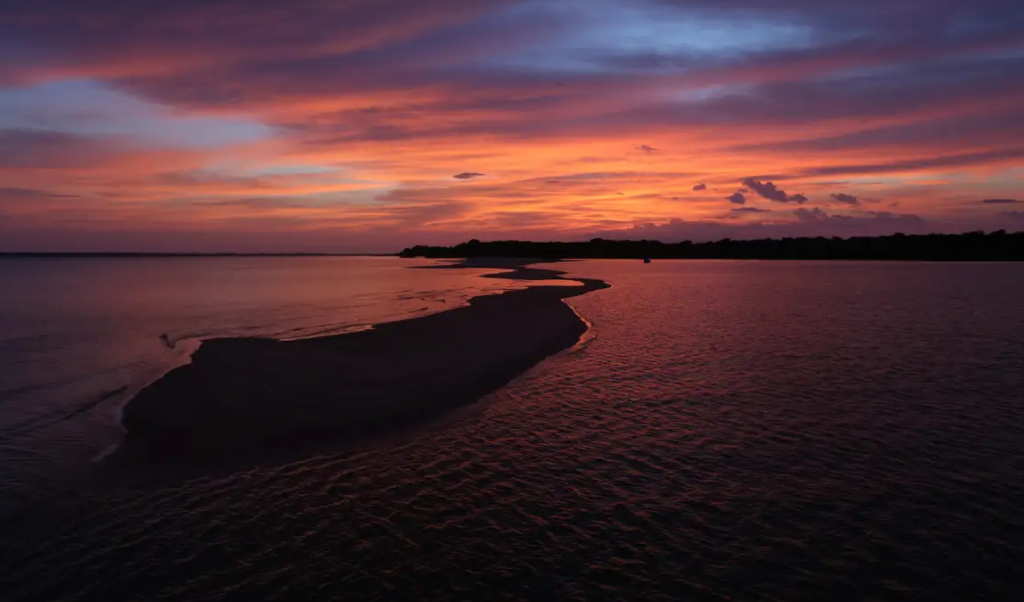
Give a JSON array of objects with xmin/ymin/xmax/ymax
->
[{"xmin": 742, "ymin": 178, "xmax": 807, "ymax": 204}]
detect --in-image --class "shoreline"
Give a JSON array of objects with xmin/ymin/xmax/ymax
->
[{"xmin": 113, "ymin": 259, "xmax": 609, "ymax": 466}]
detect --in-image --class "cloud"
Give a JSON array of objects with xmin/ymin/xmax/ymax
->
[
  {"xmin": 2, "ymin": 0, "xmax": 1024, "ymax": 251},
  {"xmin": 0, "ymin": 187, "xmax": 79, "ymax": 200},
  {"xmin": 868, "ymin": 211, "xmax": 927, "ymax": 226},
  {"xmin": 518, "ymin": 171, "xmax": 698, "ymax": 183},
  {"xmin": 794, "ymin": 207, "xmax": 829, "ymax": 222},
  {"xmin": 724, "ymin": 207, "xmax": 771, "ymax": 219},
  {"xmin": 730, "ymin": 108, "xmax": 1024, "ymax": 156},
  {"xmin": 795, "ymin": 207, "xmax": 927, "ymax": 228},
  {"xmin": 0, "ymin": 129, "xmax": 120, "ymax": 169},
  {"xmin": 187, "ymin": 196, "xmax": 332, "ymax": 209},
  {"xmin": 830, "ymin": 193, "xmax": 860, "ymax": 206},
  {"xmin": 742, "ymin": 178, "xmax": 808, "ymax": 204},
  {"xmin": 594, "ymin": 209, "xmax": 931, "ymax": 243},
  {"xmin": 981, "ymin": 199, "xmax": 1023, "ymax": 204},
  {"xmin": 802, "ymin": 146, "xmax": 1024, "ymax": 178}
]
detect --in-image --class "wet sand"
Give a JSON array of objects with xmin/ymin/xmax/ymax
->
[{"xmin": 116, "ymin": 259, "xmax": 608, "ymax": 465}]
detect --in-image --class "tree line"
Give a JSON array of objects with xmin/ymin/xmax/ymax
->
[{"xmin": 400, "ymin": 231, "xmax": 1024, "ymax": 261}]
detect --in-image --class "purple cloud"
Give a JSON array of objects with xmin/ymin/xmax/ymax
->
[
  {"xmin": 453, "ymin": 172, "xmax": 485, "ymax": 180},
  {"xmin": 724, "ymin": 207, "xmax": 771, "ymax": 219},
  {"xmin": 742, "ymin": 178, "xmax": 808, "ymax": 204},
  {"xmin": 693, "ymin": 183, "xmax": 707, "ymax": 191},
  {"xmin": 598, "ymin": 209, "xmax": 931, "ymax": 242},
  {"xmin": 0, "ymin": 129, "xmax": 118, "ymax": 169},
  {"xmin": 830, "ymin": 193, "xmax": 860, "ymax": 206},
  {"xmin": 727, "ymin": 192, "xmax": 747, "ymax": 204},
  {"xmin": 794, "ymin": 207, "xmax": 829, "ymax": 222}
]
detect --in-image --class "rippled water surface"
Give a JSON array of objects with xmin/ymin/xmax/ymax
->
[
  {"xmin": 3, "ymin": 260, "xmax": 1024, "ymax": 601},
  {"xmin": 0, "ymin": 256, "xmax": 534, "ymax": 507}
]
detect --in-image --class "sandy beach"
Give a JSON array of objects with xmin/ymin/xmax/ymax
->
[{"xmin": 116, "ymin": 259, "xmax": 608, "ymax": 465}]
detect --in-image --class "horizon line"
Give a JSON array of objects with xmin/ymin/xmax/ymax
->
[
  {"xmin": 0, "ymin": 252, "xmax": 399, "ymax": 257},
  {"xmin": 3, "ymin": 229, "xmax": 1020, "ymax": 257}
]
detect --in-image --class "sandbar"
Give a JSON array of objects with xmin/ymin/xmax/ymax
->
[{"xmin": 116, "ymin": 259, "xmax": 608, "ymax": 464}]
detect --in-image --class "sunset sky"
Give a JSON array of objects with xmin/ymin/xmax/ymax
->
[{"xmin": 2, "ymin": 0, "xmax": 1023, "ymax": 252}]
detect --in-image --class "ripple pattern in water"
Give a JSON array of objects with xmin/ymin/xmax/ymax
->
[
  {"xmin": 3, "ymin": 261, "xmax": 1024, "ymax": 601},
  {"xmin": 0, "ymin": 256, "xmax": 541, "ymax": 508}
]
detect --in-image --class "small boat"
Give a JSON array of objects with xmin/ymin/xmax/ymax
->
[{"xmin": 643, "ymin": 257, "xmax": 651, "ymax": 264}]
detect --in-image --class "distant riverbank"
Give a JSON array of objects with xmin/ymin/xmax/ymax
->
[{"xmin": 401, "ymin": 230, "xmax": 1024, "ymax": 261}]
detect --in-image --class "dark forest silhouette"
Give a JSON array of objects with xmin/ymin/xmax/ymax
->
[{"xmin": 401, "ymin": 231, "xmax": 1024, "ymax": 261}]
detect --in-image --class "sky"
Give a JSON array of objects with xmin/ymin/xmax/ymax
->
[{"xmin": 1, "ymin": 0, "xmax": 1023, "ymax": 252}]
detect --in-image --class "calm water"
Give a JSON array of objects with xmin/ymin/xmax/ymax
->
[
  {"xmin": 0, "ymin": 256, "xmax": 537, "ymax": 508},
  {"xmin": 3, "ymin": 260, "xmax": 1024, "ymax": 601}
]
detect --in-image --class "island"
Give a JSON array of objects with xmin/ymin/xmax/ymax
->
[
  {"xmin": 115, "ymin": 260, "xmax": 608, "ymax": 466},
  {"xmin": 400, "ymin": 230, "xmax": 1024, "ymax": 261}
]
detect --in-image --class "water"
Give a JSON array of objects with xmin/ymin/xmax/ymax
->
[
  {"xmin": 3, "ymin": 260, "xmax": 1024, "ymax": 601},
  {"xmin": 0, "ymin": 256, "xmax": 539, "ymax": 507}
]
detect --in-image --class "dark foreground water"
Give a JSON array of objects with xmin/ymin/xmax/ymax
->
[{"xmin": 3, "ymin": 260, "xmax": 1024, "ymax": 601}]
